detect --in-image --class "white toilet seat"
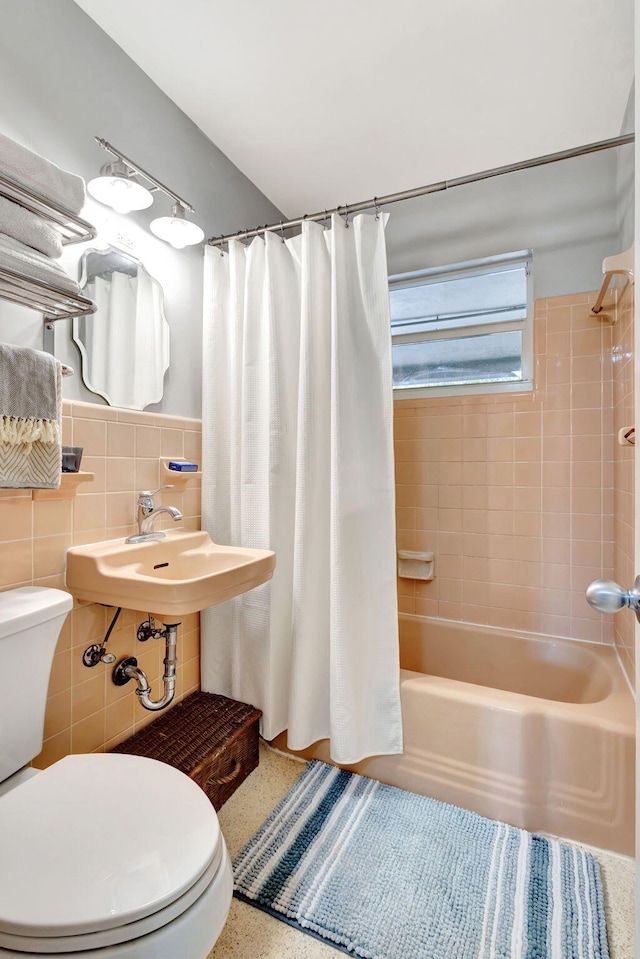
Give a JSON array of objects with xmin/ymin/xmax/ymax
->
[
  {"xmin": 0, "ymin": 853, "xmax": 224, "ymax": 954},
  {"xmin": 0, "ymin": 846, "xmax": 233, "ymax": 959},
  {"xmin": 0, "ymin": 754, "xmax": 230, "ymax": 954}
]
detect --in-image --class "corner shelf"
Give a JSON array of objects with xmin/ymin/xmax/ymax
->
[
  {"xmin": 32, "ymin": 471, "xmax": 95, "ymax": 500},
  {"xmin": 160, "ymin": 458, "xmax": 202, "ymax": 484}
]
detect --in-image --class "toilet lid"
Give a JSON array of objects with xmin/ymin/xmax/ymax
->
[{"xmin": 0, "ymin": 754, "xmax": 222, "ymax": 938}]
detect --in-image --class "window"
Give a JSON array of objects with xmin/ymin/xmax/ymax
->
[{"xmin": 389, "ymin": 251, "xmax": 533, "ymax": 397}]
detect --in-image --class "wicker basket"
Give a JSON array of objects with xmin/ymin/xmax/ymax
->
[{"xmin": 111, "ymin": 691, "xmax": 262, "ymax": 810}]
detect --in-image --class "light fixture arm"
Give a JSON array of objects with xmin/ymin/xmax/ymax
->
[{"xmin": 94, "ymin": 137, "xmax": 195, "ymax": 213}]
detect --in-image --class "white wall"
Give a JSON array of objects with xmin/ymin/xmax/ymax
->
[
  {"xmin": 385, "ymin": 147, "xmax": 623, "ymax": 298},
  {"xmin": 0, "ymin": 0, "xmax": 283, "ymax": 418},
  {"xmin": 616, "ymin": 84, "xmax": 635, "ymax": 252}
]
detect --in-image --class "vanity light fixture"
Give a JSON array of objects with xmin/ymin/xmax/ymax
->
[
  {"xmin": 150, "ymin": 202, "xmax": 205, "ymax": 249},
  {"xmin": 90, "ymin": 137, "xmax": 204, "ymax": 248},
  {"xmin": 87, "ymin": 160, "xmax": 154, "ymax": 215}
]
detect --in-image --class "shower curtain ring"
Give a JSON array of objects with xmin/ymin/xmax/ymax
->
[
  {"xmin": 342, "ymin": 205, "xmax": 349, "ymax": 228},
  {"xmin": 374, "ymin": 198, "xmax": 381, "ymax": 220},
  {"xmin": 279, "ymin": 221, "xmax": 286, "ymax": 243}
]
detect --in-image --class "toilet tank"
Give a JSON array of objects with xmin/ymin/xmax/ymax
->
[{"xmin": 0, "ymin": 587, "xmax": 73, "ymax": 781}]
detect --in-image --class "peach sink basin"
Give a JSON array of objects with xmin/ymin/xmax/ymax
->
[{"xmin": 65, "ymin": 530, "xmax": 275, "ymax": 619}]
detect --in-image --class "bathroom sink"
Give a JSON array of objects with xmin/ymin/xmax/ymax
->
[{"xmin": 65, "ymin": 530, "xmax": 275, "ymax": 619}]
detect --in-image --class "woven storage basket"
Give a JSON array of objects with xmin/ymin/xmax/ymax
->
[{"xmin": 111, "ymin": 691, "xmax": 262, "ymax": 810}]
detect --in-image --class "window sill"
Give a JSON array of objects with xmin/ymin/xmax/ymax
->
[{"xmin": 392, "ymin": 380, "xmax": 533, "ymax": 401}]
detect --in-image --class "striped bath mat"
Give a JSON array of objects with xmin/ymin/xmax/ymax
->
[{"xmin": 233, "ymin": 761, "xmax": 609, "ymax": 958}]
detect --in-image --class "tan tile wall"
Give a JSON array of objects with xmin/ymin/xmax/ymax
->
[
  {"xmin": 611, "ymin": 284, "xmax": 635, "ymax": 686},
  {"xmin": 0, "ymin": 400, "xmax": 203, "ymax": 767},
  {"xmin": 395, "ymin": 291, "xmax": 617, "ymax": 644}
]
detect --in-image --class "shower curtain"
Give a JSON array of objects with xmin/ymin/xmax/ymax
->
[{"xmin": 201, "ymin": 213, "xmax": 402, "ymax": 764}]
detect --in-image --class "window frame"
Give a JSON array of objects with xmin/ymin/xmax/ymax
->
[{"xmin": 389, "ymin": 250, "xmax": 534, "ymax": 399}]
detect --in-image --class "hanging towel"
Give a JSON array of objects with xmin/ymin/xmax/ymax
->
[
  {"xmin": 0, "ymin": 232, "xmax": 78, "ymax": 293},
  {"xmin": 0, "ymin": 132, "xmax": 86, "ymax": 214},
  {"xmin": 0, "ymin": 344, "xmax": 62, "ymax": 489},
  {"xmin": 0, "ymin": 195, "xmax": 63, "ymax": 259}
]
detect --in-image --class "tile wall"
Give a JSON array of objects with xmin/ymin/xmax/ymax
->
[
  {"xmin": 0, "ymin": 400, "xmax": 203, "ymax": 767},
  {"xmin": 394, "ymin": 290, "xmax": 618, "ymax": 646},
  {"xmin": 1, "ymin": 289, "xmax": 632, "ymax": 768},
  {"xmin": 611, "ymin": 285, "xmax": 635, "ymax": 686}
]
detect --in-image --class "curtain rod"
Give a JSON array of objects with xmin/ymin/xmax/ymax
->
[{"xmin": 207, "ymin": 133, "xmax": 634, "ymax": 248}]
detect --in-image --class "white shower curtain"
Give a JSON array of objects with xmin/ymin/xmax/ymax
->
[{"xmin": 201, "ymin": 213, "xmax": 402, "ymax": 764}]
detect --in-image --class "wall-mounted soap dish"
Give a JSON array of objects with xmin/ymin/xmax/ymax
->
[
  {"xmin": 160, "ymin": 458, "xmax": 202, "ymax": 483},
  {"xmin": 617, "ymin": 426, "xmax": 635, "ymax": 446},
  {"xmin": 398, "ymin": 550, "xmax": 435, "ymax": 581}
]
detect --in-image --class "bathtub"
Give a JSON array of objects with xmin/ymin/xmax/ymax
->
[{"xmin": 271, "ymin": 614, "xmax": 635, "ymax": 856}]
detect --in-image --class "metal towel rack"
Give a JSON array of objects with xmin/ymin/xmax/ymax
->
[
  {"xmin": 0, "ymin": 171, "xmax": 97, "ymax": 353},
  {"xmin": 0, "ymin": 172, "xmax": 96, "ymax": 246}
]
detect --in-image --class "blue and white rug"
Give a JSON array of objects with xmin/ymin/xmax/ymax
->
[{"xmin": 233, "ymin": 761, "xmax": 609, "ymax": 958}]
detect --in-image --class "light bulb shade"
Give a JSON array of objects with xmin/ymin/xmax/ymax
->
[
  {"xmin": 150, "ymin": 212, "xmax": 204, "ymax": 248},
  {"xmin": 87, "ymin": 173, "xmax": 153, "ymax": 214}
]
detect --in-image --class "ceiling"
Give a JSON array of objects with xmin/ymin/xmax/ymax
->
[{"xmin": 73, "ymin": 0, "xmax": 634, "ymax": 219}]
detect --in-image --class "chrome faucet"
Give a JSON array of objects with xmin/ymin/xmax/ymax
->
[{"xmin": 125, "ymin": 485, "xmax": 183, "ymax": 544}]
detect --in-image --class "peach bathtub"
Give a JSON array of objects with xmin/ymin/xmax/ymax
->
[{"xmin": 272, "ymin": 614, "xmax": 635, "ymax": 855}]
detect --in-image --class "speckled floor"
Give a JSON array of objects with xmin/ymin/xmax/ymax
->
[{"xmin": 209, "ymin": 744, "xmax": 635, "ymax": 959}]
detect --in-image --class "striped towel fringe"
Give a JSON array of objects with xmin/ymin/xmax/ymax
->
[{"xmin": 0, "ymin": 414, "xmax": 59, "ymax": 451}]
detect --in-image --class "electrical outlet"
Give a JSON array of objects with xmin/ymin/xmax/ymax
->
[{"xmin": 115, "ymin": 232, "xmax": 134, "ymax": 250}]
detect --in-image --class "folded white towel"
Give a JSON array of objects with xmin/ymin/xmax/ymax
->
[
  {"xmin": 0, "ymin": 343, "xmax": 62, "ymax": 489},
  {"xmin": 0, "ymin": 195, "xmax": 63, "ymax": 259},
  {"xmin": 0, "ymin": 232, "xmax": 78, "ymax": 293},
  {"xmin": 0, "ymin": 132, "xmax": 86, "ymax": 215}
]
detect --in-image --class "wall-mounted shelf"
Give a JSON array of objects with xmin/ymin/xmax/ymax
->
[
  {"xmin": 590, "ymin": 244, "xmax": 635, "ymax": 324},
  {"xmin": 0, "ymin": 172, "xmax": 96, "ymax": 246},
  {"xmin": 160, "ymin": 458, "xmax": 202, "ymax": 483},
  {"xmin": 0, "ymin": 266, "xmax": 96, "ymax": 321},
  {"xmin": 0, "ymin": 171, "xmax": 97, "ymax": 352},
  {"xmin": 31, "ymin": 470, "xmax": 96, "ymax": 499},
  {"xmin": 32, "ymin": 470, "xmax": 95, "ymax": 500},
  {"xmin": 0, "ymin": 471, "xmax": 95, "ymax": 500}
]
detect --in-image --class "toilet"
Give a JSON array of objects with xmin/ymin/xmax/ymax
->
[{"xmin": 0, "ymin": 587, "xmax": 233, "ymax": 959}]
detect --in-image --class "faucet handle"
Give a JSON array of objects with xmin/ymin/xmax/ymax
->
[
  {"xmin": 138, "ymin": 485, "xmax": 174, "ymax": 516},
  {"xmin": 140, "ymin": 485, "xmax": 174, "ymax": 499}
]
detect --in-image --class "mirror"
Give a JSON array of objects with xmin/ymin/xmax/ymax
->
[{"xmin": 73, "ymin": 247, "xmax": 170, "ymax": 410}]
